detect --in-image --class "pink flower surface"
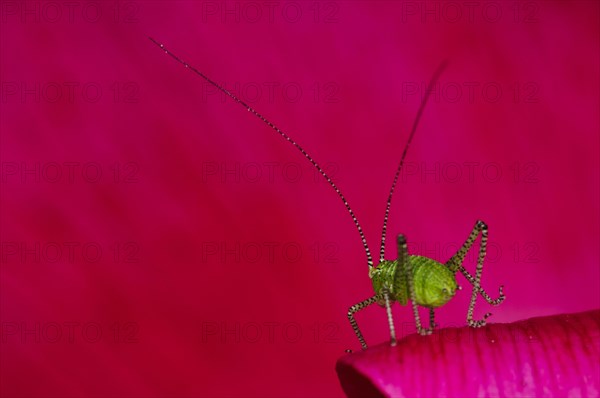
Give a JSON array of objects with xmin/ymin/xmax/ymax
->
[
  {"xmin": 337, "ymin": 309, "xmax": 600, "ymax": 397},
  {"xmin": 1, "ymin": 1, "xmax": 599, "ymax": 397}
]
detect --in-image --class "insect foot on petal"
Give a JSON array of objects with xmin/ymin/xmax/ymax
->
[{"xmin": 468, "ymin": 319, "xmax": 487, "ymax": 328}]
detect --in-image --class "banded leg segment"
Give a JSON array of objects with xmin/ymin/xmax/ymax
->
[
  {"xmin": 347, "ymin": 295, "xmax": 380, "ymax": 349},
  {"xmin": 428, "ymin": 308, "xmax": 437, "ymax": 330},
  {"xmin": 446, "ymin": 220, "xmax": 503, "ymax": 328},
  {"xmin": 448, "ymin": 220, "xmax": 504, "ymax": 305},
  {"xmin": 398, "ymin": 234, "xmax": 435, "ymax": 336},
  {"xmin": 383, "ymin": 289, "xmax": 397, "ymax": 346},
  {"xmin": 458, "ymin": 267, "xmax": 505, "ymax": 305}
]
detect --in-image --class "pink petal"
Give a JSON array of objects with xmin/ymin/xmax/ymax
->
[{"xmin": 337, "ymin": 309, "xmax": 600, "ymax": 397}]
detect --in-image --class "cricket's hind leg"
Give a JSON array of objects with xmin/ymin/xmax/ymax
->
[{"xmin": 446, "ymin": 220, "xmax": 505, "ymax": 328}]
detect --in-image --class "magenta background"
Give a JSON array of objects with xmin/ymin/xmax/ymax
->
[{"xmin": 1, "ymin": 1, "xmax": 599, "ymax": 397}]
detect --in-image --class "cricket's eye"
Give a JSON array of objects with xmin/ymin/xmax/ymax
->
[{"xmin": 442, "ymin": 288, "xmax": 448, "ymax": 295}]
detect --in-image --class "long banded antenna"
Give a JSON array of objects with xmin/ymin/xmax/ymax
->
[
  {"xmin": 149, "ymin": 37, "xmax": 375, "ymax": 269},
  {"xmin": 379, "ymin": 61, "xmax": 449, "ymax": 263}
]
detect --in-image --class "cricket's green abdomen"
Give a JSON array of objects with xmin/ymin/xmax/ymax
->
[
  {"xmin": 410, "ymin": 255, "xmax": 458, "ymax": 308},
  {"xmin": 371, "ymin": 255, "xmax": 458, "ymax": 308}
]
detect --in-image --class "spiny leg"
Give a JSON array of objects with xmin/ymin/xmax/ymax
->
[
  {"xmin": 458, "ymin": 266, "xmax": 505, "ymax": 305},
  {"xmin": 457, "ymin": 220, "xmax": 489, "ymax": 327},
  {"xmin": 446, "ymin": 220, "xmax": 502, "ymax": 327},
  {"xmin": 347, "ymin": 295, "xmax": 380, "ymax": 350},
  {"xmin": 383, "ymin": 289, "xmax": 397, "ymax": 346},
  {"xmin": 428, "ymin": 308, "xmax": 437, "ymax": 330},
  {"xmin": 398, "ymin": 234, "xmax": 433, "ymax": 336},
  {"xmin": 468, "ymin": 222, "xmax": 489, "ymax": 327},
  {"xmin": 448, "ymin": 222, "xmax": 504, "ymax": 305},
  {"xmin": 418, "ymin": 308, "xmax": 436, "ymax": 334}
]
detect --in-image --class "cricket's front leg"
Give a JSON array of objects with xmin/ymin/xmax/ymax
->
[
  {"xmin": 446, "ymin": 220, "xmax": 504, "ymax": 328},
  {"xmin": 347, "ymin": 295, "xmax": 380, "ymax": 350},
  {"xmin": 397, "ymin": 234, "xmax": 434, "ymax": 336}
]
